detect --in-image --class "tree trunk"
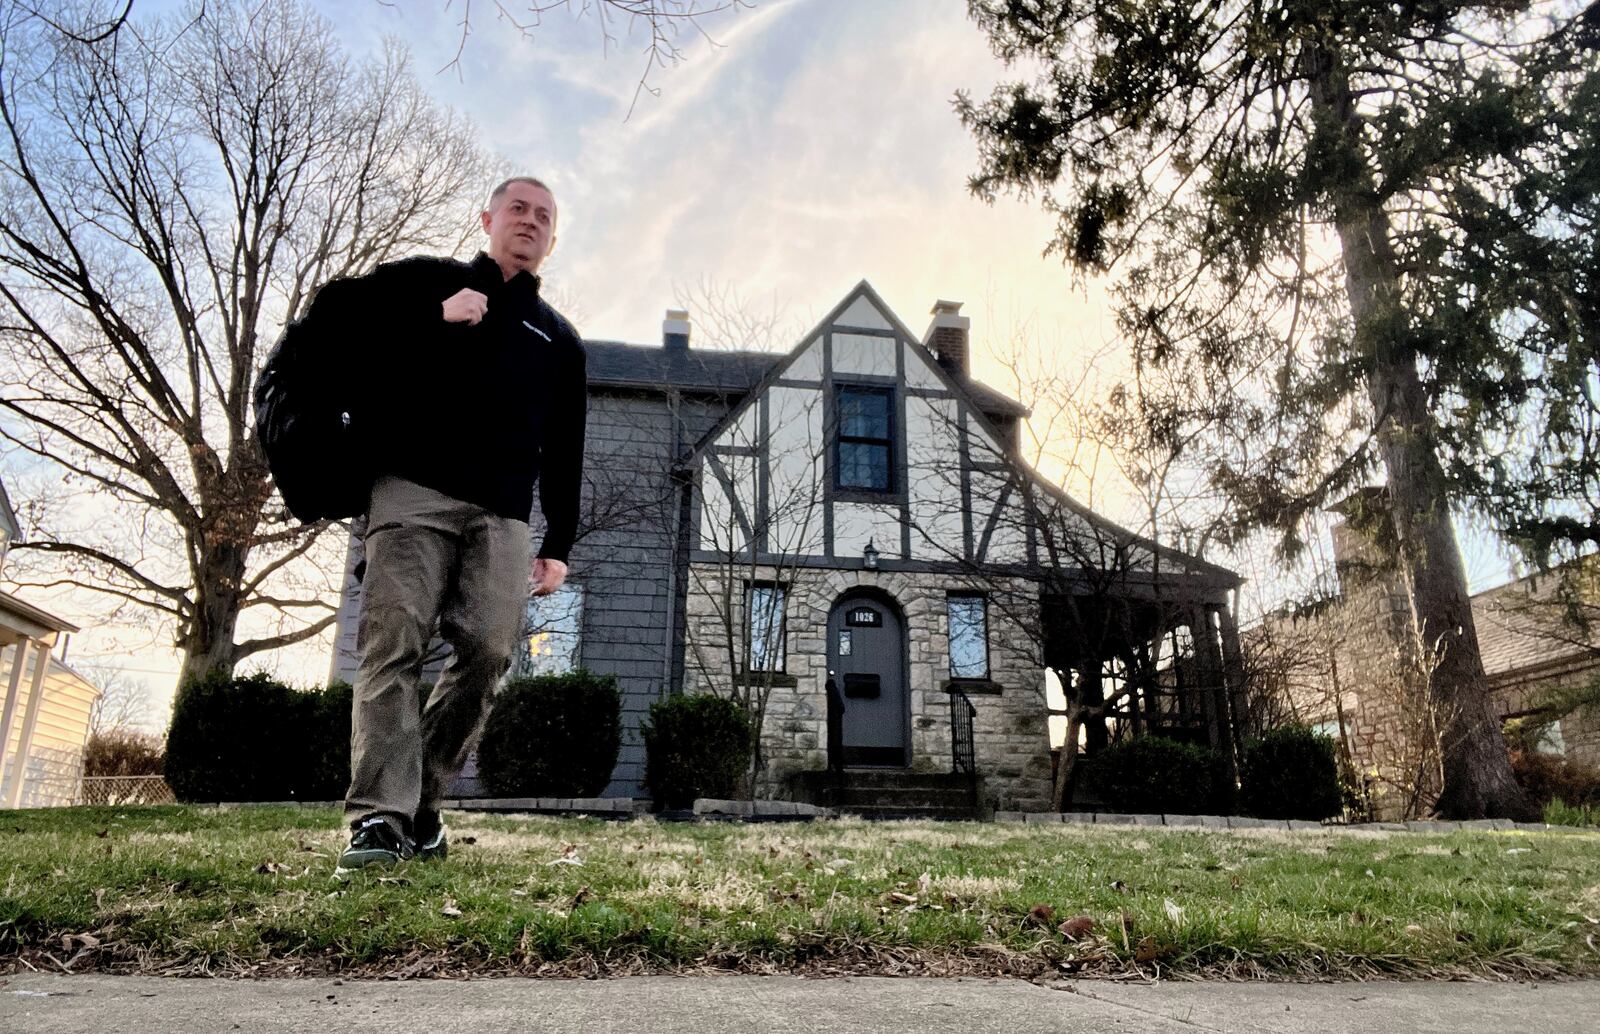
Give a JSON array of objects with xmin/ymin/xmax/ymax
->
[
  {"xmin": 175, "ymin": 541, "xmax": 249, "ymax": 691},
  {"xmin": 1308, "ymin": 47, "xmax": 1532, "ymax": 820}
]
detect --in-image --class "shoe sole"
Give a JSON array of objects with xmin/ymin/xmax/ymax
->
[{"xmin": 332, "ymin": 847, "xmax": 405, "ymax": 880}]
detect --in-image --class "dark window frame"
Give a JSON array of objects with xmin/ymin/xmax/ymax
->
[
  {"xmin": 833, "ymin": 383, "xmax": 896, "ymax": 495},
  {"xmin": 945, "ymin": 591, "xmax": 990, "ymax": 681}
]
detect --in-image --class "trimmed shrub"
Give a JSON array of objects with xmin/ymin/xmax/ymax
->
[
  {"xmin": 83, "ymin": 730, "xmax": 165, "ymax": 777},
  {"xmin": 1239, "ymin": 724, "xmax": 1343, "ymax": 820},
  {"xmin": 1082, "ymin": 736, "xmax": 1220, "ymax": 815},
  {"xmin": 476, "ymin": 671, "xmax": 621, "ymax": 798},
  {"xmin": 165, "ymin": 671, "xmax": 351, "ymax": 802},
  {"xmin": 642, "ymin": 693, "xmax": 752, "ymax": 810},
  {"xmin": 296, "ymin": 681, "xmax": 353, "ymax": 802}
]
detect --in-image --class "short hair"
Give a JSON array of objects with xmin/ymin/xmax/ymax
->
[{"xmin": 486, "ymin": 176, "xmax": 553, "ymax": 211}]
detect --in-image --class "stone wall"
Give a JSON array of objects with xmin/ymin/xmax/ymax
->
[{"xmin": 682, "ymin": 562, "xmax": 1055, "ymax": 811}]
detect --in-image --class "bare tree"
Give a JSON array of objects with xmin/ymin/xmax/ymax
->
[
  {"xmin": 79, "ymin": 663, "xmax": 155, "ymax": 738},
  {"xmin": 432, "ymin": 0, "xmax": 753, "ymax": 114},
  {"xmin": 0, "ymin": 0, "xmax": 493, "ymax": 689}
]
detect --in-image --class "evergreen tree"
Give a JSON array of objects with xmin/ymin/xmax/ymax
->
[{"xmin": 959, "ymin": 1, "xmax": 1599, "ymax": 818}]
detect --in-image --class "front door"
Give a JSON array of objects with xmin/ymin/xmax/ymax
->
[{"xmin": 826, "ymin": 592, "xmax": 908, "ymax": 767}]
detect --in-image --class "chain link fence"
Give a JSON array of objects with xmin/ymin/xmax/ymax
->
[{"xmin": 78, "ymin": 775, "xmax": 177, "ymax": 805}]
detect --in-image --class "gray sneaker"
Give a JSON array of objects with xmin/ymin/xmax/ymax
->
[{"xmin": 334, "ymin": 817, "xmax": 414, "ymax": 877}]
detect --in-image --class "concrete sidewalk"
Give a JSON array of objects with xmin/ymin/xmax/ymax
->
[{"xmin": 2, "ymin": 973, "xmax": 1595, "ymax": 1033}]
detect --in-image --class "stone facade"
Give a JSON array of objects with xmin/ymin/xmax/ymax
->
[{"xmin": 682, "ymin": 562, "xmax": 1055, "ymax": 812}]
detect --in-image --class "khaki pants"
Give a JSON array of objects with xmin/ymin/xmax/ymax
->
[{"xmin": 345, "ymin": 476, "xmax": 530, "ymax": 835}]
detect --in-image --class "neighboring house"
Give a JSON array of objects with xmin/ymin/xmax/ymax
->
[
  {"xmin": 0, "ymin": 475, "xmax": 17, "ymax": 570},
  {"xmin": 0, "ymin": 475, "xmax": 102, "ymax": 808},
  {"xmin": 330, "ymin": 282, "xmax": 1245, "ymax": 810},
  {"xmin": 1251, "ymin": 491, "xmax": 1600, "ymax": 820}
]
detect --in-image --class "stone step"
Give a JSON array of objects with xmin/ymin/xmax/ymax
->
[
  {"xmin": 823, "ymin": 786, "xmax": 979, "ymax": 809},
  {"xmin": 838, "ymin": 803, "xmax": 983, "ymax": 821},
  {"xmin": 798, "ymin": 769, "xmax": 975, "ymax": 791}
]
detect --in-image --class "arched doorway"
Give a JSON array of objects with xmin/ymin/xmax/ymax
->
[{"xmin": 826, "ymin": 589, "xmax": 909, "ymax": 767}]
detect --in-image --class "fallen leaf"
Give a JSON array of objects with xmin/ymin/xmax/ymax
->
[
  {"xmin": 1110, "ymin": 880, "xmax": 1129, "ymax": 894},
  {"xmin": 95, "ymin": 829, "xmax": 109, "ymax": 839},
  {"xmin": 255, "ymin": 861, "xmax": 290, "ymax": 875},
  {"xmin": 546, "ymin": 855, "xmax": 584, "ymax": 867},
  {"xmin": 1027, "ymin": 903, "xmax": 1056, "ymax": 927},
  {"xmin": 1134, "ymin": 935, "xmax": 1162, "ymax": 962},
  {"xmin": 1058, "ymin": 916, "xmax": 1096, "ymax": 941},
  {"xmin": 460, "ymin": 836, "xmax": 477, "ymax": 846},
  {"xmin": 572, "ymin": 886, "xmax": 591, "ymax": 907},
  {"xmin": 1404, "ymin": 924, "xmax": 1423, "ymax": 935},
  {"xmin": 440, "ymin": 898, "xmax": 463, "ymax": 917},
  {"xmin": 1506, "ymin": 848, "xmax": 1532, "ymax": 855},
  {"xmin": 824, "ymin": 858, "xmax": 853, "ymax": 872},
  {"xmin": 917, "ymin": 872, "xmax": 931, "ymax": 897},
  {"xmin": 1163, "ymin": 898, "xmax": 1186, "ymax": 927},
  {"xmin": 889, "ymin": 891, "xmax": 918, "ymax": 906}
]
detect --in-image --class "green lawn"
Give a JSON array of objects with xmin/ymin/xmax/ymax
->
[{"xmin": 2, "ymin": 805, "xmax": 1597, "ymax": 979}]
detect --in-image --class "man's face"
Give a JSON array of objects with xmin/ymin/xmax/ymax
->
[{"xmin": 482, "ymin": 182, "xmax": 557, "ymax": 274}]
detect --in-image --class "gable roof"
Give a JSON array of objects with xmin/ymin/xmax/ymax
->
[
  {"xmin": 656, "ymin": 280, "xmax": 1237, "ymax": 587},
  {"xmin": 676, "ymin": 280, "xmax": 1027, "ymax": 468}
]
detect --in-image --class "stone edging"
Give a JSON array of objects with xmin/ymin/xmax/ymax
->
[{"xmin": 994, "ymin": 811, "xmax": 1592, "ymax": 833}]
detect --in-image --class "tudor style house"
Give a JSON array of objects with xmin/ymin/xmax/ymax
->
[{"xmin": 329, "ymin": 282, "xmax": 1246, "ymax": 812}]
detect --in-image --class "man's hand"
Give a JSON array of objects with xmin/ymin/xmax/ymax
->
[
  {"xmin": 442, "ymin": 288, "xmax": 488, "ymax": 325},
  {"xmin": 530, "ymin": 556, "xmax": 568, "ymax": 597}
]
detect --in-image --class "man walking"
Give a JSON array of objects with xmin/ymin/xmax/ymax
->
[{"xmin": 318, "ymin": 177, "xmax": 586, "ymax": 874}]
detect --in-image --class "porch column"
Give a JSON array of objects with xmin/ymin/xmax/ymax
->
[
  {"xmin": 0, "ymin": 638, "xmax": 30, "ymax": 794},
  {"xmin": 3, "ymin": 639, "xmax": 52, "ymax": 808}
]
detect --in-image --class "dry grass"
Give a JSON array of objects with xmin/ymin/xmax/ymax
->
[{"xmin": 1, "ymin": 805, "xmax": 1597, "ymax": 980}]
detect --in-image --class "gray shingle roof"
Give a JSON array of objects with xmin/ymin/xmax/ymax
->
[{"xmin": 584, "ymin": 341, "xmax": 774, "ymax": 394}]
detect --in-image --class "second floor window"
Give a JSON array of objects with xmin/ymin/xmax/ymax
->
[
  {"xmin": 836, "ymin": 385, "xmax": 894, "ymax": 492},
  {"xmin": 748, "ymin": 583, "xmax": 787, "ymax": 672}
]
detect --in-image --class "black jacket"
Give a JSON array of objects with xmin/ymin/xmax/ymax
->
[{"xmin": 309, "ymin": 252, "xmax": 587, "ymax": 562}]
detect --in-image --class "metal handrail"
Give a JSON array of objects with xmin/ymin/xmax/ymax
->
[{"xmin": 949, "ymin": 686, "xmax": 977, "ymax": 781}]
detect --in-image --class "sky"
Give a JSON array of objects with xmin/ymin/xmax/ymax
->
[{"xmin": 4, "ymin": 0, "xmax": 1520, "ymax": 729}]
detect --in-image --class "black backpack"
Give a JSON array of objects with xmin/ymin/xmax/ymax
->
[{"xmin": 253, "ymin": 278, "xmax": 373, "ymax": 523}]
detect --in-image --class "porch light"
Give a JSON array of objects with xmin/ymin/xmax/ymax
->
[{"xmin": 863, "ymin": 539, "xmax": 879, "ymax": 570}]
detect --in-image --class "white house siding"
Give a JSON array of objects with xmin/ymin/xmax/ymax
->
[
  {"xmin": 0, "ymin": 645, "xmax": 99, "ymax": 807},
  {"xmin": 835, "ymin": 295, "xmax": 894, "ymax": 331},
  {"xmin": 682, "ymin": 563, "xmax": 1055, "ymax": 812}
]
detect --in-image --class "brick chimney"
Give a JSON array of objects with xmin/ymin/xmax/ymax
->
[
  {"xmin": 663, "ymin": 308, "xmax": 690, "ymax": 353},
  {"xmin": 925, "ymin": 299, "xmax": 969, "ymax": 378}
]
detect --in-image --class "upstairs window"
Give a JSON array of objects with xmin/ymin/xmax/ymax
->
[
  {"xmin": 836, "ymin": 385, "xmax": 894, "ymax": 492},
  {"xmin": 747, "ymin": 583, "xmax": 787, "ymax": 672},
  {"xmin": 946, "ymin": 593, "xmax": 989, "ymax": 679}
]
